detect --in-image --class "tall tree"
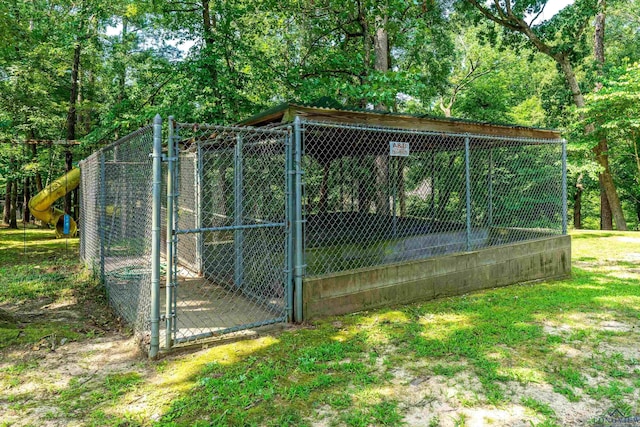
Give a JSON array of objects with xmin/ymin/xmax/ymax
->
[
  {"xmin": 592, "ymin": 0, "xmax": 612, "ymax": 229},
  {"xmin": 464, "ymin": 0, "xmax": 628, "ymax": 230}
]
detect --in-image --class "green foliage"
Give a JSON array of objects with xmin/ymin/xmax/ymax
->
[
  {"xmin": 580, "ymin": 63, "xmax": 640, "ymax": 228},
  {"xmin": 1, "ymin": 0, "xmax": 640, "ymax": 230}
]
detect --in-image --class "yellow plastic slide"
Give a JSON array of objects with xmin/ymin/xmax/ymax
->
[{"xmin": 28, "ymin": 168, "xmax": 80, "ymax": 238}]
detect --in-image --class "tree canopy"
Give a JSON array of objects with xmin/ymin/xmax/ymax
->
[{"xmin": 1, "ymin": 0, "xmax": 640, "ymax": 229}]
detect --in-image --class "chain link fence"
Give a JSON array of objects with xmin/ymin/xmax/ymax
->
[
  {"xmin": 79, "ymin": 125, "xmax": 155, "ymax": 347},
  {"xmin": 79, "ymin": 116, "xmax": 565, "ymax": 354},
  {"xmin": 300, "ymin": 120, "xmax": 565, "ymax": 276},
  {"xmin": 165, "ymin": 122, "xmax": 291, "ymax": 346}
]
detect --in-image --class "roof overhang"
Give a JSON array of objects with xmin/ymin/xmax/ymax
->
[{"xmin": 239, "ymin": 103, "xmax": 562, "ymax": 140}]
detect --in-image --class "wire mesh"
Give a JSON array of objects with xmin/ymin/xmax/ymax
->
[
  {"xmin": 168, "ymin": 123, "xmax": 290, "ymax": 345},
  {"xmin": 299, "ymin": 120, "xmax": 564, "ymax": 277},
  {"xmin": 79, "ymin": 152, "xmax": 100, "ymax": 270},
  {"xmin": 79, "ymin": 126, "xmax": 155, "ymax": 345}
]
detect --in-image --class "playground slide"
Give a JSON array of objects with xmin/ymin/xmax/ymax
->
[{"xmin": 28, "ymin": 168, "xmax": 80, "ymax": 238}]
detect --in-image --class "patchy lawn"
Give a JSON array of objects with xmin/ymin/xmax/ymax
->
[{"xmin": 1, "ymin": 227, "xmax": 639, "ymax": 426}]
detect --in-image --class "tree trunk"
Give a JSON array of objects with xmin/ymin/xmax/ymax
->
[
  {"xmin": 397, "ymin": 158, "xmax": 406, "ymax": 216},
  {"xmin": 593, "ymin": 0, "xmax": 615, "ymax": 230},
  {"xmin": 555, "ymin": 21, "xmax": 626, "ymax": 231},
  {"xmin": 82, "ymin": 70, "xmax": 95, "ymax": 134},
  {"xmin": 65, "ymin": 40, "xmax": 81, "ymax": 221},
  {"xmin": 374, "ymin": 155, "xmax": 390, "ymax": 215},
  {"xmin": 357, "ymin": 157, "xmax": 370, "ymax": 213},
  {"xmin": 9, "ymin": 178, "xmax": 17, "ymax": 229},
  {"xmin": 64, "ymin": 150, "xmax": 73, "ymax": 215},
  {"xmin": 357, "ymin": 2, "xmax": 371, "ymax": 108},
  {"xmin": 440, "ymin": 101, "xmax": 452, "ymax": 118},
  {"xmin": 318, "ymin": 163, "xmax": 330, "ymax": 213},
  {"xmin": 66, "ymin": 43, "xmax": 81, "ymax": 141},
  {"xmin": 573, "ymin": 174, "xmax": 583, "ymax": 229},
  {"xmin": 599, "ymin": 178, "xmax": 613, "ymax": 229},
  {"xmin": 73, "ymin": 188, "xmax": 79, "ymax": 221},
  {"xmin": 23, "ymin": 176, "xmax": 30, "ymax": 223},
  {"xmin": 31, "ymin": 144, "xmax": 43, "ymax": 192},
  {"xmin": 594, "ymin": 145, "xmax": 627, "ymax": 230},
  {"xmin": 3, "ymin": 181, "xmax": 11, "ymax": 225},
  {"xmin": 118, "ymin": 19, "xmax": 128, "ymax": 103},
  {"xmin": 593, "ymin": 0, "xmax": 627, "ymax": 230},
  {"xmin": 373, "ymin": 16, "xmax": 389, "ymax": 82},
  {"xmin": 373, "ymin": 13, "xmax": 390, "ymax": 215},
  {"xmin": 573, "ymin": 190, "xmax": 582, "ymax": 229},
  {"xmin": 556, "ymin": 55, "xmax": 586, "ymax": 109},
  {"xmin": 594, "ymin": 1, "xmax": 606, "ymax": 73},
  {"xmin": 201, "ymin": 0, "xmax": 220, "ymax": 110}
]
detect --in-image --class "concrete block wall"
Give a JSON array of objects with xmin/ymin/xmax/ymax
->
[{"xmin": 302, "ymin": 235, "xmax": 571, "ymax": 320}]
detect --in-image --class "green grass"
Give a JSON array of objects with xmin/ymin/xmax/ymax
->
[
  {"xmin": 1, "ymin": 227, "xmax": 640, "ymax": 426},
  {"xmin": 0, "ymin": 226, "xmax": 131, "ymax": 425},
  {"xmin": 521, "ymin": 396, "xmax": 556, "ymax": 417},
  {"xmin": 154, "ymin": 230, "xmax": 640, "ymax": 425},
  {"xmin": 0, "ymin": 225, "xmax": 84, "ymax": 302},
  {"xmin": 0, "ymin": 225, "xmax": 106, "ymax": 351}
]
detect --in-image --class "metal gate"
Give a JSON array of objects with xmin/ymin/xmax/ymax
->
[{"xmin": 163, "ymin": 119, "xmax": 293, "ymax": 347}]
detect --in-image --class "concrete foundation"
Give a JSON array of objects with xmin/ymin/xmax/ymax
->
[{"xmin": 302, "ymin": 235, "xmax": 571, "ymax": 320}]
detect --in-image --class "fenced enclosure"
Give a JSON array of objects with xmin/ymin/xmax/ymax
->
[
  {"xmin": 79, "ymin": 113, "xmax": 568, "ymax": 355},
  {"xmin": 79, "ymin": 126, "xmax": 155, "ymax": 345}
]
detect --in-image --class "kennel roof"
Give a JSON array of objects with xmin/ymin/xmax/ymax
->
[{"xmin": 239, "ymin": 100, "xmax": 562, "ymax": 141}]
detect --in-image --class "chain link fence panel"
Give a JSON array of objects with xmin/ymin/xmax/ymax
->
[
  {"xmin": 300, "ymin": 120, "xmax": 564, "ymax": 277},
  {"xmin": 79, "ymin": 126, "xmax": 155, "ymax": 346},
  {"xmin": 166, "ymin": 123, "xmax": 291, "ymax": 345}
]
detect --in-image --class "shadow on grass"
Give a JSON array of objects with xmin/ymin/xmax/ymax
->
[{"xmin": 151, "ymin": 266, "xmax": 640, "ymax": 426}]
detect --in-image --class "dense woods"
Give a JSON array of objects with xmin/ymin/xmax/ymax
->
[{"xmin": 1, "ymin": 0, "xmax": 639, "ymax": 230}]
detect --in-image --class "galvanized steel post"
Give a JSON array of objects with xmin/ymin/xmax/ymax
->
[
  {"xmin": 165, "ymin": 117, "xmax": 175, "ymax": 350},
  {"xmin": 99, "ymin": 153, "xmax": 106, "ymax": 284},
  {"xmin": 196, "ymin": 139, "xmax": 203, "ymax": 274},
  {"xmin": 487, "ymin": 149, "xmax": 493, "ymax": 227},
  {"xmin": 465, "ymin": 136, "xmax": 471, "ymax": 251},
  {"xmin": 285, "ymin": 128, "xmax": 294, "ymax": 322},
  {"xmin": 234, "ymin": 134, "xmax": 244, "ymax": 288},
  {"xmin": 293, "ymin": 117, "xmax": 304, "ymax": 323},
  {"xmin": 562, "ymin": 139, "xmax": 567, "ymax": 235},
  {"xmin": 392, "ymin": 158, "xmax": 397, "ymax": 237},
  {"xmin": 149, "ymin": 114, "xmax": 162, "ymax": 358}
]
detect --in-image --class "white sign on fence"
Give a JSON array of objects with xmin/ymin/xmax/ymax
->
[{"xmin": 389, "ymin": 141, "xmax": 410, "ymax": 157}]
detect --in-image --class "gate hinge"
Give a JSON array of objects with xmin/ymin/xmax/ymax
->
[{"xmin": 160, "ymin": 313, "xmax": 176, "ymax": 322}]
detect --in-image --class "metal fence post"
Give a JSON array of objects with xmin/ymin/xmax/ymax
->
[
  {"xmin": 99, "ymin": 153, "xmax": 106, "ymax": 284},
  {"xmin": 196, "ymin": 140, "xmax": 203, "ymax": 274},
  {"xmin": 165, "ymin": 116, "xmax": 175, "ymax": 350},
  {"xmin": 465, "ymin": 136, "xmax": 471, "ymax": 251},
  {"xmin": 234, "ymin": 134, "xmax": 244, "ymax": 288},
  {"xmin": 285, "ymin": 128, "xmax": 294, "ymax": 322},
  {"xmin": 392, "ymin": 157, "xmax": 397, "ymax": 237},
  {"xmin": 293, "ymin": 117, "xmax": 304, "ymax": 323},
  {"xmin": 149, "ymin": 114, "xmax": 162, "ymax": 358},
  {"xmin": 487, "ymin": 148, "xmax": 493, "ymax": 228},
  {"xmin": 562, "ymin": 139, "xmax": 567, "ymax": 234}
]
